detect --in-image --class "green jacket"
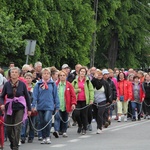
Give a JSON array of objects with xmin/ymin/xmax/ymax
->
[{"xmin": 72, "ymin": 77, "xmax": 94, "ymax": 105}]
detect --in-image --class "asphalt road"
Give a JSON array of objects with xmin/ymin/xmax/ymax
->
[{"xmin": 4, "ymin": 118, "xmax": 150, "ymax": 150}]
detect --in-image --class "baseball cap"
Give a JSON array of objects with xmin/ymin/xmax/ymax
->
[
  {"xmin": 62, "ymin": 64, "xmax": 69, "ymax": 69},
  {"xmin": 102, "ymin": 69, "xmax": 109, "ymax": 75}
]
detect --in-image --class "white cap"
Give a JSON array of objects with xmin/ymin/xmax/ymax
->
[
  {"xmin": 102, "ymin": 69, "xmax": 109, "ymax": 75},
  {"xmin": 62, "ymin": 64, "xmax": 69, "ymax": 69}
]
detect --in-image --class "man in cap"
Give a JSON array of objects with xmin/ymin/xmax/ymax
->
[{"xmin": 102, "ymin": 69, "xmax": 117, "ymax": 128}]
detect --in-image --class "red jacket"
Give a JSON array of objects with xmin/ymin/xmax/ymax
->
[
  {"xmin": 56, "ymin": 81, "xmax": 77, "ymax": 113},
  {"xmin": 131, "ymin": 82, "xmax": 145, "ymax": 102},
  {"xmin": 117, "ymin": 80, "xmax": 132, "ymax": 101}
]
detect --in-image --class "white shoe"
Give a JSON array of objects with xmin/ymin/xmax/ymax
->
[
  {"xmin": 18, "ymin": 140, "xmax": 21, "ymax": 146},
  {"xmin": 147, "ymin": 115, "xmax": 150, "ymax": 119},
  {"xmin": 62, "ymin": 132, "xmax": 68, "ymax": 138},
  {"xmin": 96, "ymin": 129, "xmax": 102, "ymax": 134},
  {"xmin": 41, "ymin": 139, "xmax": 46, "ymax": 144},
  {"xmin": 124, "ymin": 116, "xmax": 127, "ymax": 122},
  {"xmin": 46, "ymin": 137, "xmax": 51, "ymax": 144},
  {"xmin": 118, "ymin": 116, "xmax": 121, "ymax": 122}
]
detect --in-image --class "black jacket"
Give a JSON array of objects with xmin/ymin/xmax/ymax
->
[
  {"xmin": 0, "ymin": 80, "xmax": 31, "ymax": 111},
  {"xmin": 107, "ymin": 78, "xmax": 117, "ymax": 101},
  {"xmin": 91, "ymin": 78, "xmax": 112, "ymax": 103}
]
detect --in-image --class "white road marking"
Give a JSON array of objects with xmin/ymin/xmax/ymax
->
[
  {"xmin": 103, "ymin": 120, "xmax": 146, "ymax": 131},
  {"xmin": 68, "ymin": 139, "xmax": 80, "ymax": 142},
  {"xmin": 79, "ymin": 135, "xmax": 91, "ymax": 138},
  {"xmin": 111, "ymin": 120, "xmax": 150, "ymax": 132},
  {"xmin": 51, "ymin": 144, "xmax": 66, "ymax": 147}
]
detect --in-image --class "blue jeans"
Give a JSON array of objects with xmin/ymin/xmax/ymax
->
[
  {"xmin": 54, "ymin": 111, "xmax": 60, "ymax": 132},
  {"xmin": 35, "ymin": 115, "xmax": 42, "ymax": 138},
  {"xmin": 38, "ymin": 110, "xmax": 53, "ymax": 138},
  {"xmin": 131, "ymin": 102, "xmax": 142, "ymax": 119},
  {"xmin": 59, "ymin": 110, "xmax": 68, "ymax": 133}
]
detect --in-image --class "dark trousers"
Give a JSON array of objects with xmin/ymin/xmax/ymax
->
[
  {"xmin": 127, "ymin": 101, "xmax": 132, "ymax": 118},
  {"xmin": 6, "ymin": 109, "xmax": 24, "ymax": 150},
  {"xmin": 59, "ymin": 110, "xmax": 68, "ymax": 133},
  {"xmin": 74, "ymin": 101, "xmax": 88, "ymax": 130},
  {"xmin": 144, "ymin": 99, "xmax": 150, "ymax": 115},
  {"xmin": 142, "ymin": 101, "xmax": 147, "ymax": 115},
  {"xmin": 87, "ymin": 105, "xmax": 93, "ymax": 124},
  {"xmin": 103, "ymin": 106, "xmax": 109, "ymax": 125},
  {"xmin": 28, "ymin": 116, "xmax": 36, "ymax": 139},
  {"xmin": 93, "ymin": 101, "xmax": 106, "ymax": 130}
]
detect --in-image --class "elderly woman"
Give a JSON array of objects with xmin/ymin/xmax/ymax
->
[
  {"xmin": 32, "ymin": 68, "xmax": 59, "ymax": 144},
  {"xmin": 0, "ymin": 67, "xmax": 31, "ymax": 150},
  {"xmin": 55, "ymin": 70, "xmax": 76, "ymax": 138},
  {"xmin": 72, "ymin": 67, "xmax": 94, "ymax": 135}
]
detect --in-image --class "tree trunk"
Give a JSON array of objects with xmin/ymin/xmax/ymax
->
[{"xmin": 108, "ymin": 31, "xmax": 118, "ymax": 69}]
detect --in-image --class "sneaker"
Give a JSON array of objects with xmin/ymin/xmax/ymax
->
[
  {"xmin": 97, "ymin": 129, "xmax": 102, "ymax": 134},
  {"xmin": 114, "ymin": 116, "xmax": 118, "ymax": 120},
  {"xmin": 147, "ymin": 115, "xmax": 150, "ymax": 119},
  {"xmin": 28, "ymin": 138, "xmax": 33, "ymax": 143},
  {"xmin": 108, "ymin": 120, "xmax": 111, "ymax": 125},
  {"xmin": 53, "ymin": 131, "xmax": 59, "ymax": 138},
  {"xmin": 82, "ymin": 129, "xmax": 86, "ymax": 135},
  {"xmin": 72, "ymin": 122, "xmax": 77, "ymax": 126},
  {"xmin": 117, "ymin": 116, "xmax": 121, "ymax": 122},
  {"xmin": 144, "ymin": 115, "xmax": 147, "ymax": 119},
  {"xmin": 21, "ymin": 137, "xmax": 25, "ymax": 144},
  {"xmin": 104, "ymin": 122, "xmax": 109, "ymax": 128},
  {"xmin": 132, "ymin": 117, "xmax": 136, "ymax": 121},
  {"xmin": 46, "ymin": 137, "xmax": 51, "ymax": 144},
  {"xmin": 41, "ymin": 139, "xmax": 46, "ymax": 144},
  {"xmin": 77, "ymin": 127, "xmax": 82, "ymax": 134},
  {"xmin": 62, "ymin": 132, "xmax": 68, "ymax": 138},
  {"xmin": 38, "ymin": 137, "xmax": 43, "ymax": 141},
  {"xmin": 18, "ymin": 140, "xmax": 21, "ymax": 146},
  {"xmin": 124, "ymin": 116, "xmax": 127, "ymax": 122},
  {"xmin": 88, "ymin": 124, "xmax": 92, "ymax": 131},
  {"xmin": 59, "ymin": 132, "xmax": 63, "ymax": 135}
]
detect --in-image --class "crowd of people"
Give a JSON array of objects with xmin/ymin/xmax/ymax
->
[{"xmin": 0, "ymin": 62, "xmax": 150, "ymax": 150}]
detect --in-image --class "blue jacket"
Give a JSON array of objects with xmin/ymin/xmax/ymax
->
[{"xmin": 32, "ymin": 79, "xmax": 60, "ymax": 111}]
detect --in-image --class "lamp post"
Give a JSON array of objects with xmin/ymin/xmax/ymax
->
[{"xmin": 90, "ymin": 0, "xmax": 98, "ymax": 67}]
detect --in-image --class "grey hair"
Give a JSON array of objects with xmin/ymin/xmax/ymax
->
[
  {"xmin": 34, "ymin": 61, "xmax": 42, "ymax": 68},
  {"xmin": 10, "ymin": 67, "xmax": 21, "ymax": 74}
]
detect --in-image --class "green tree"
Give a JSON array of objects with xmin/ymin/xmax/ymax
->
[
  {"xmin": 0, "ymin": 6, "xmax": 26, "ymax": 66},
  {"xmin": 0, "ymin": 0, "xmax": 49, "ymax": 67},
  {"xmin": 95, "ymin": 0, "xmax": 150, "ymax": 69},
  {"xmin": 41, "ymin": 0, "xmax": 96, "ymax": 68}
]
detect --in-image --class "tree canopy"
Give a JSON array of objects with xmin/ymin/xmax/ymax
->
[{"xmin": 0, "ymin": 0, "xmax": 149, "ymax": 70}]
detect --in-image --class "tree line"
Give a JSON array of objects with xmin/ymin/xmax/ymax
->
[{"xmin": 0, "ymin": 0, "xmax": 149, "ymax": 70}]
